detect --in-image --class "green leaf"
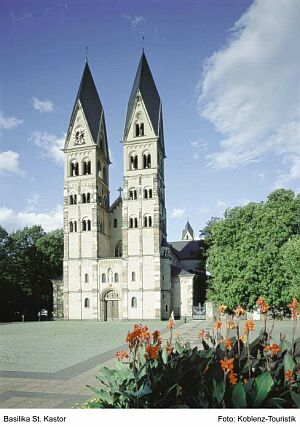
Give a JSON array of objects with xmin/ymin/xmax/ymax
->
[
  {"xmin": 212, "ymin": 379, "xmax": 225, "ymax": 406},
  {"xmin": 291, "ymin": 392, "xmax": 300, "ymax": 408},
  {"xmin": 280, "ymin": 339, "xmax": 292, "ymax": 353},
  {"xmin": 293, "ymin": 337, "xmax": 300, "ymax": 356},
  {"xmin": 175, "ymin": 341, "xmax": 183, "ymax": 354},
  {"xmin": 87, "ymin": 386, "xmax": 114, "ymax": 405},
  {"xmin": 162, "ymin": 347, "xmax": 169, "ymax": 364},
  {"xmin": 283, "ymin": 352, "xmax": 296, "ymax": 375},
  {"xmin": 252, "ymin": 371, "xmax": 274, "ymax": 407},
  {"xmin": 231, "ymin": 382, "xmax": 247, "ymax": 408}
]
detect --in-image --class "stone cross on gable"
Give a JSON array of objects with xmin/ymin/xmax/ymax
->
[{"xmin": 117, "ymin": 187, "xmax": 123, "ymax": 198}]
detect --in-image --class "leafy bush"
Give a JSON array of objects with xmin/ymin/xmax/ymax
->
[{"xmin": 86, "ymin": 299, "xmax": 300, "ymax": 408}]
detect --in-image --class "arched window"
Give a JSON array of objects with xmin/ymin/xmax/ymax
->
[
  {"xmin": 69, "ymin": 221, "xmax": 73, "ymax": 232},
  {"xmin": 108, "ymin": 268, "xmax": 113, "ymax": 283},
  {"xmin": 131, "ymin": 297, "xmax": 137, "ymax": 308},
  {"xmin": 143, "ymin": 215, "xmax": 152, "ymax": 227},
  {"xmin": 85, "ymin": 273, "xmax": 89, "ymax": 283},
  {"xmin": 74, "ymin": 221, "xmax": 77, "ymax": 232},
  {"xmin": 143, "ymin": 153, "xmax": 151, "ymax": 169},
  {"xmin": 84, "ymin": 298, "xmax": 90, "ymax": 308},
  {"xmin": 135, "ymin": 123, "xmax": 144, "ymax": 137},
  {"xmin": 82, "ymin": 193, "xmax": 86, "ymax": 204},
  {"xmin": 115, "ymin": 241, "xmax": 122, "ymax": 257},
  {"xmin": 129, "ymin": 189, "xmax": 137, "ymax": 200},
  {"xmin": 70, "ymin": 194, "xmax": 77, "ymax": 205},
  {"xmin": 143, "ymin": 187, "xmax": 152, "ymax": 199},
  {"xmin": 82, "ymin": 220, "xmax": 86, "ymax": 232},
  {"xmin": 114, "ymin": 273, "xmax": 119, "ymax": 283},
  {"xmin": 86, "ymin": 193, "xmax": 90, "ymax": 203},
  {"xmin": 113, "ymin": 218, "xmax": 117, "ymax": 228},
  {"xmin": 83, "ymin": 159, "xmax": 91, "ymax": 175},
  {"xmin": 101, "ymin": 273, "xmax": 106, "ymax": 283},
  {"xmin": 132, "ymin": 271, "xmax": 136, "ymax": 282},
  {"xmin": 70, "ymin": 161, "xmax": 79, "ymax": 177},
  {"xmin": 130, "ymin": 154, "xmax": 138, "ymax": 170},
  {"xmin": 87, "ymin": 220, "xmax": 91, "ymax": 231},
  {"xmin": 129, "ymin": 218, "xmax": 133, "ymax": 228}
]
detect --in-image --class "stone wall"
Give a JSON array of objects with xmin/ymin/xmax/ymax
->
[{"xmin": 52, "ymin": 277, "xmax": 64, "ymax": 319}]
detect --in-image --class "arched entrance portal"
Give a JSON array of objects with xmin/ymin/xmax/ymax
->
[{"xmin": 103, "ymin": 289, "xmax": 119, "ymax": 321}]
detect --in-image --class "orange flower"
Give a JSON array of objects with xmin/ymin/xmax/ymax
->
[
  {"xmin": 126, "ymin": 324, "xmax": 150, "ymax": 350},
  {"xmin": 234, "ymin": 306, "xmax": 245, "ymax": 317},
  {"xmin": 152, "ymin": 330, "xmax": 162, "ymax": 347},
  {"xmin": 167, "ymin": 318, "xmax": 175, "ymax": 330},
  {"xmin": 115, "ymin": 351, "xmax": 129, "ymax": 361},
  {"xmin": 145, "ymin": 344, "xmax": 159, "ymax": 360},
  {"xmin": 218, "ymin": 305, "xmax": 228, "ymax": 314},
  {"xmin": 264, "ymin": 343, "xmax": 280, "ymax": 355},
  {"xmin": 227, "ymin": 320, "xmax": 236, "ymax": 330},
  {"xmin": 256, "ymin": 297, "xmax": 269, "ymax": 314},
  {"xmin": 219, "ymin": 358, "xmax": 235, "ymax": 373},
  {"xmin": 228, "ymin": 371, "xmax": 238, "ymax": 384},
  {"xmin": 214, "ymin": 320, "xmax": 222, "ymax": 329},
  {"xmin": 166, "ymin": 340, "xmax": 172, "ymax": 355},
  {"xmin": 244, "ymin": 320, "xmax": 255, "ymax": 333},
  {"xmin": 285, "ymin": 370, "xmax": 295, "ymax": 383},
  {"xmin": 288, "ymin": 298, "xmax": 299, "ymax": 320},
  {"xmin": 224, "ymin": 338, "xmax": 233, "ymax": 350}
]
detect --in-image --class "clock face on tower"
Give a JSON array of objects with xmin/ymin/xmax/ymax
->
[{"xmin": 73, "ymin": 127, "xmax": 85, "ymax": 145}]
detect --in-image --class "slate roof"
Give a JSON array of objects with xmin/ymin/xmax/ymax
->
[
  {"xmin": 124, "ymin": 52, "xmax": 164, "ymax": 153},
  {"xmin": 69, "ymin": 63, "xmax": 109, "ymax": 160},
  {"xmin": 169, "ymin": 240, "xmax": 204, "ymax": 260}
]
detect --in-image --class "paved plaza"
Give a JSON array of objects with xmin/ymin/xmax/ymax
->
[{"xmin": 0, "ymin": 318, "xmax": 299, "ymax": 408}]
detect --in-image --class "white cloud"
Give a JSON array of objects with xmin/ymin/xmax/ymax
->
[
  {"xmin": 198, "ymin": 0, "xmax": 300, "ymax": 181},
  {"xmin": 124, "ymin": 15, "xmax": 145, "ymax": 28},
  {"xmin": 0, "ymin": 151, "xmax": 23, "ymax": 176},
  {"xmin": 0, "ymin": 111, "xmax": 23, "ymax": 130},
  {"xmin": 171, "ymin": 208, "xmax": 186, "ymax": 219},
  {"xmin": 30, "ymin": 131, "xmax": 65, "ymax": 165},
  {"xmin": 0, "ymin": 205, "xmax": 63, "ymax": 232},
  {"xmin": 32, "ymin": 97, "xmax": 54, "ymax": 113}
]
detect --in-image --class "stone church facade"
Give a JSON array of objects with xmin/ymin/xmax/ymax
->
[{"xmin": 56, "ymin": 53, "xmax": 205, "ymax": 321}]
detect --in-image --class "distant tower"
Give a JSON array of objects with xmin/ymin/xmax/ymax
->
[
  {"xmin": 63, "ymin": 62, "xmax": 110, "ymax": 320},
  {"xmin": 122, "ymin": 52, "xmax": 170, "ymax": 319},
  {"xmin": 182, "ymin": 220, "xmax": 194, "ymax": 241}
]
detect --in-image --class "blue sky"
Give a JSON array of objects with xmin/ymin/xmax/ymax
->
[{"xmin": 1, "ymin": 0, "xmax": 300, "ymax": 241}]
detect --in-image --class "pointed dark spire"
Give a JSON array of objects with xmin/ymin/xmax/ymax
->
[
  {"xmin": 72, "ymin": 62, "xmax": 103, "ymax": 145},
  {"xmin": 124, "ymin": 52, "xmax": 163, "ymax": 148}
]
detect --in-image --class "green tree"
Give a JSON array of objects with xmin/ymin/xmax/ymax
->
[
  {"xmin": 0, "ymin": 225, "xmax": 63, "ymax": 321},
  {"xmin": 205, "ymin": 189, "xmax": 300, "ymax": 312}
]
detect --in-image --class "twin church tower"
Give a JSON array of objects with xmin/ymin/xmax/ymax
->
[{"xmin": 62, "ymin": 52, "xmax": 200, "ymax": 321}]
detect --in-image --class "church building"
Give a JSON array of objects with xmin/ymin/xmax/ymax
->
[{"xmin": 56, "ymin": 52, "xmax": 205, "ymax": 321}]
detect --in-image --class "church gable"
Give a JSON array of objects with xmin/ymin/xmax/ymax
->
[
  {"xmin": 64, "ymin": 101, "xmax": 95, "ymax": 150},
  {"xmin": 125, "ymin": 91, "xmax": 157, "ymax": 141}
]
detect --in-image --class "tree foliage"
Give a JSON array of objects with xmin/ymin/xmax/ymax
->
[
  {"xmin": 0, "ymin": 225, "xmax": 63, "ymax": 321},
  {"xmin": 204, "ymin": 189, "xmax": 300, "ymax": 312}
]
